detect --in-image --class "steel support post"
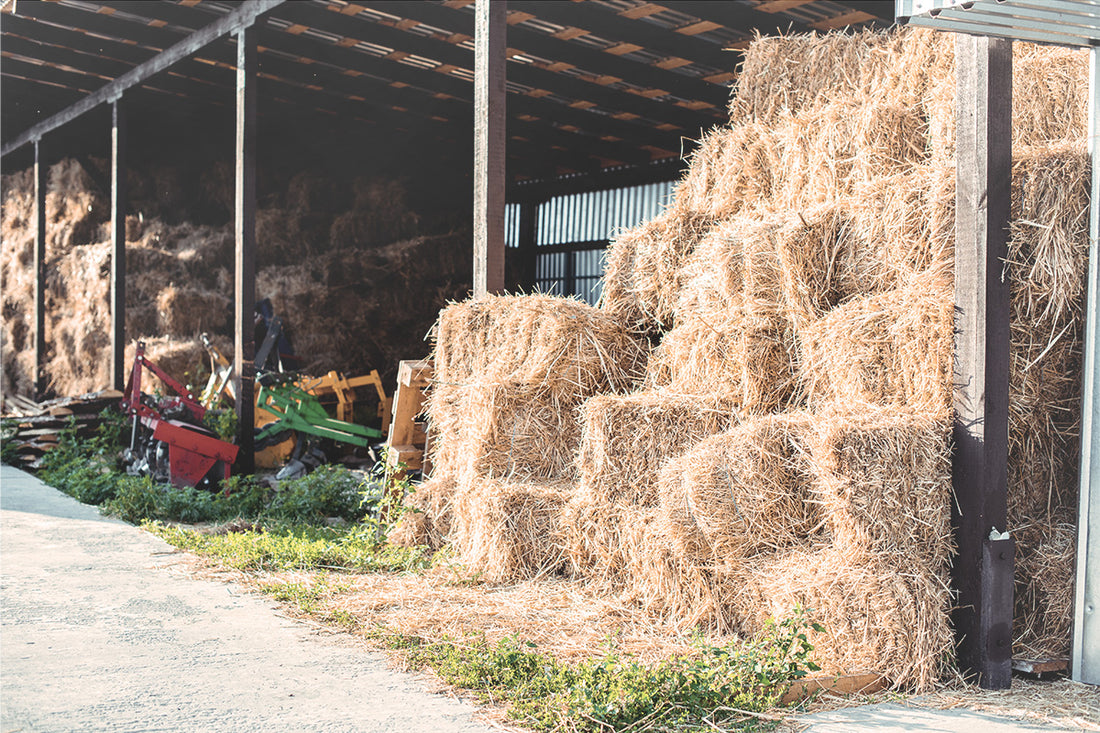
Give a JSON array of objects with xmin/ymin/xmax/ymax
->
[
  {"xmin": 110, "ymin": 98, "xmax": 127, "ymax": 392},
  {"xmin": 234, "ymin": 26, "xmax": 257, "ymax": 474},
  {"xmin": 473, "ymin": 0, "xmax": 506, "ymax": 296},
  {"xmin": 33, "ymin": 140, "xmax": 47, "ymax": 401}
]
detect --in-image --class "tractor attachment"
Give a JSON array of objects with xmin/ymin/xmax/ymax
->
[{"xmin": 120, "ymin": 342, "xmax": 239, "ymax": 488}]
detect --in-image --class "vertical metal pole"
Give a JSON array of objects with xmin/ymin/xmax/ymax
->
[
  {"xmin": 473, "ymin": 0, "xmax": 506, "ymax": 297},
  {"xmin": 1072, "ymin": 46, "xmax": 1100, "ymax": 685},
  {"xmin": 234, "ymin": 26, "xmax": 257, "ymax": 474},
  {"xmin": 110, "ymin": 98, "xmax": 127, "ymax": 392},
  {"xmin": 952, "ymin": 34, "xmax": 1014, "ymax": 690},
  {"xmin": 518, "ymin": 201, "xmax": 538, "ymax": 291},
  {"xmin": 32, "ymin": 140, "xmax": 46, "ymax": 401}
]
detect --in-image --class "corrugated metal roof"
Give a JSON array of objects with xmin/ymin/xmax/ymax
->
[{"xmin": 896, "ymin": 0, "xmax": 1100, "ymax": 47}]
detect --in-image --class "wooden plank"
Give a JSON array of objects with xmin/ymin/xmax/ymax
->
[
  {"xmin": 234, "ymin": 25, "xmax": 257, "ymax": 474},
  {"xmin": 1012, "ymin": 658, "xmax": 1068, "ymax": 675},
  {"xmin": 397, "ymin": 360, "xmax": 434, "ymax": 389},
  {"xmin": 386, "ymin": 444, "xmax": 423, "ymax": 471},
  {"xmin": 951, "ymin": 34, "xmax": 1013, "ymax": 690},
  {"xmin": 110, "ymin": 97, "xmax": 127, "ymax": 392},
  {"xmin": 33, "ymin": 139, "xmax": 46, "ymax": 401},
  {"xmin": 780, "ymin": 673, "xmax": 886, "ymax": 704},
  {"xmin": 473, "ymin": 0, "xmax": 506, "ymax": 297}
]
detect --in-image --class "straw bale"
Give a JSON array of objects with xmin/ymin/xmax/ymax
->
[
  {"xmin": 807, "ymin": 406, "xmax": 953, "ymax": 565},
  {"xmin": 729, "ymin": 29, "xmax": 940, "ymax": 124},
  {"xmin": 1014, "ymin": 518, "xmax": 1076, "ymax": 659},
  {"xmin": 672, "ymin": 216, "xmax": 748, "ymax": 318},
  {"xmin": 722, "ymin": 547, "xmax": 952, "ymax": 691},
  {"xmin": 673, "ymin": 124, "xmax": 779, "ymax": 219},
  {"xmin": 1009, "ymin": 145, "xmax": 1091, "ymax": 328},
  {"xmin": 155, "ymin": 285, "xmax": 230, "ymax": 337},
  {"xmin": 457, "ymin": 381, "xmax": 587, "ymax": 483},
  {"xmin": 772, "ymin": 203, "xmax": 892, "ymax": 328},
  {"xmin": 600, "ymin": 207, "xmax": 716, "ymax": 330},
  {"xmin": 433, "ymin": 293, "xmax": 646, "ymax": 393},
  {"xmin": 798, "ymin": 273, "xmax": 953, "ymax": 416},
  {"xmin": 772, "ymin": 100, "xmax": 927, "ymax": 209},
  {"xmin": 852, "ymin": 163, "xmax": 955, "ymax": 276},
  {"xmin": 656, "ymin": 412, "xmax": 819, "ymax": 564},
  {"xmin": 389, "ymin": 476, "xmax": 458, "ymax": 550},
  {"xmin": 565, "ymin": 391, "xmax": 739, "ymax": 577},
  {"xmin": 619, "ymin": 507, "xmax": 734, "ymax": 631},
  {"xmin": 452, "ymin": 477, "xmax": 573, "ymax": 583},
  {"xmin": 123, "ymin": 336, "xmax": 218, "ymax": 395}
]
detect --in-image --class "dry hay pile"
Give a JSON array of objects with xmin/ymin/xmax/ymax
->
[
  {"xmin": 1, "ymin": 161, "xmax": 473, "ymax": 400},
  {"xmin": 406, "ymin": 29, "xmax": 1089, "ymax": 685}
]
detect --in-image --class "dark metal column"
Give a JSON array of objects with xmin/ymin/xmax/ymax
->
[
  {"xmin": 234, "ymin": 26, "xmax": 257, "ymax": 473},
  {"xmin": 473, "ymin": 0, "xmax": 506, "ymax": 296},
  {"xmin": 110, "ymin": 98, "xmax": 127, "ymax": 392},
  {"xmin": 952, "ymin": 33, "xmax": 1014, "ymax": 690},
  {"xmin": 33, "ymin": 140, "xmax": 47, "ymax": 401}
]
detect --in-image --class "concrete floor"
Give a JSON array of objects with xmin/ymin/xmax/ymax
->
[
  {"xmin": 0, "ymin": 465, "xmax": 496, "ymax": 733},
  {"xmin": 796, "ymin": 701, "xmax": 1073, "ymax": 732}
]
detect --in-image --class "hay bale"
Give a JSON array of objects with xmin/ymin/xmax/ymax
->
[
  {"xmin": 798, "ymin": 273, "xmax": 954, "ymax": 416},
  {"xmin": 721, "ymin": 547, "xmax": 953, "ymax": 691},
  {"xmin": 851, "ymin": 163, "xmax": 955, "ymax": 276},
  {"xmin": 600, "ymin": 208, "xmax": 715, "ymax": 331},
  {"xmin": 565, "ymin": 391, "xmax": 739, "ymax": 579},
  {"xmin": 657, "ymin": 412, "xmax": 819, "ymax": 563},
  {"xmin": 389, "ymin": 475, "xmax": 457, "ymax": 550},
  {"xmin": 1014, "ymin": 518, "xmax": 1076, "ymax": 659},
  {"xmin": 807, "ymin": 406, "xmax": 952, "ymax": 564},
  {"xmin": 673, "ymin": 124, "xmax": 779, "ymax": 219},
  {"xmin": 452, "ymin": 478, "xmax": 572, "ymax": 582},
  {"xmin": 773, "ymin": 204, "xmax": 892, "ymax": 328},
  {"xmin": 433, "ymin": 293, "xmax": 646, "ymax": 393},
  {"xmin": 155, "ymin": 285, "xmax": 230, "ymax": 337},
  {"xmin": 429, "ymin": 381, "xmax": 587, "ymax": 485}
]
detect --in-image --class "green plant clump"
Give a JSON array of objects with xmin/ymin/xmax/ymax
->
[
  {"xmin": 147, "ymin": 522, "xmax": 433, "ymax": 573},
  {"xmin": 379, "ymin": 611, "xmax": 822, "ymax": 732}
]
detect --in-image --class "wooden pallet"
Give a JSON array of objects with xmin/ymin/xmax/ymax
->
[
  {"xmin": 2, "ymin": 389, "xmax": 123, "ymax": 468},
  {"xmin": 385, "ymin": 360, "xmax": 432, "ymax": 474}
]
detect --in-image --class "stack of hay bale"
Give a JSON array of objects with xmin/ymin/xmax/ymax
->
[
  {"xmin": 400, "ymin": 28, "xmax": 1091, "ymax": 689},
  {"xmin": 1, "ymin": 161, "xmax": 474, "ymax": 398}
]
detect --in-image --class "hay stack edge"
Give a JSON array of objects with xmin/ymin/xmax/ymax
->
[{"xmin": 395, "ymin": 28, "xmax": 1089, "ymax": 690}]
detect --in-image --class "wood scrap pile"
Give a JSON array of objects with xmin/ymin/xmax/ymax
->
[{"xmin": 1, "ymin": 389, "xmax": 122, "ymax": 469}]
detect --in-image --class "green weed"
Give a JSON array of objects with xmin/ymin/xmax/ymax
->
[{"xmin": 146, "ymin": 521, "xmax": 434, "ymax": 572}]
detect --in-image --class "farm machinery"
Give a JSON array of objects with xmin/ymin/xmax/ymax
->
[{"xmin": 120, "ymin": 342, "xmax": 239, "ymax": 489}]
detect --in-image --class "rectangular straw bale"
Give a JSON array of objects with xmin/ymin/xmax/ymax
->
[
  {"xmin": 1008, "ymin": 145, "xmax": 1091, "ymax": 328},
  {"xmin": 433, "ymin": 293, "xmax": 646, "ymax": 392},
  {"xmin": 1013, "ymin": 517, "xmax": 1076, "ymax": 659},
  {"xmin": 656, "ymin": 412, "xmax": 820, "ymax": 565},
  {"xmin": 798, "ymin": 272, "xmax": 953, "ymax": 417},
  {"xmin": 673, "ymin": 124, "xmax": 779, "ymax": 219},
  {"xmin": 807, "ymin": 406, "xmax": 952, "ymax": 565},
  {"xmin": 430, "ymin": 381, "xmax": 587, "ymax": 484},
  {"xmin": 672, "ymin": 216, "xmax": 747, "ymax": 320},
  {"xmin": 574, "ymin": 391, "xmax": 741, "ymax": 508},
  {"xmin": 766, "ymin": 99, "xmax": 927, "ymax": 211},
  {"xmin": 852, "ymin": 163, "xmax": 955, "ymax": 277},
  {"xmin": 729, "ymin": 29, "xmax": 926, "ymax": 125},
  {"xmin": 155, "ymin": 284, "xmax": 231, "ymax": 337},
  {"xmin": 772, "ymin": 204, "xmax": 891, "ymax": 329},
  {"xmin": 452, "ymin": 478, "xmax": 573, "ymax": 583},
  {"xmin": 602, "ymin": 207, "xmax": 716, "ymax": 331},
  {"xmin": 1008, "ymin": 327, "xmax": 1082, "ymax": 523},
  {"xmin": 565, "ymin": 391, "xmax": 739, "ymax": 577},
  {"xmin": 389, "ymin": 475, "xmax": 457, "ymax": 550},
  {"xmin": 621, "ymin": 508, "xmax": 736, "ymax": 632},
  {"xmin": 718, "ymin": 547, "xmax": 953, "ymax": 691}
]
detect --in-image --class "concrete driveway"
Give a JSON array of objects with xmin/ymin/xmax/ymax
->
[{"xmin": 0, "ymin": 465, "xmax": 498, "ymax": 733}]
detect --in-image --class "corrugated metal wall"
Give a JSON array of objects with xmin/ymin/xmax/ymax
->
[{"xmin": 506, "ymin": 180, "xmax": 675, "ymax": 305}]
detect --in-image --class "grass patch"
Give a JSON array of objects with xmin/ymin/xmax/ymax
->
[{"xmin": 146, "ymin": 522, "xmax": 435, "ymax": 573}]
